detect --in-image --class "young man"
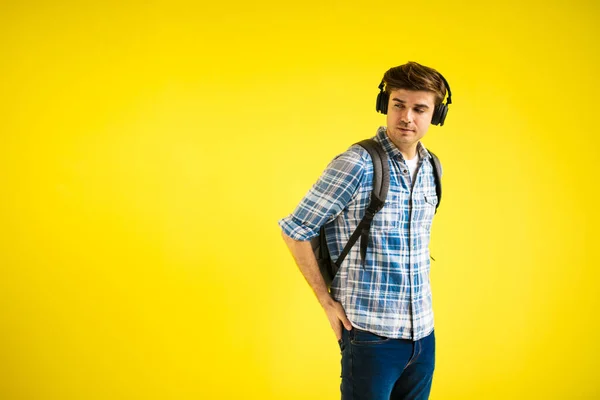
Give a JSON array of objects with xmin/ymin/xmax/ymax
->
[{"xmin": 278, "ymin": 61, "xmax": 450, "ymax": 400}]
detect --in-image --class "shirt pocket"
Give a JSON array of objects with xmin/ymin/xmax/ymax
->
[
  {"xmin": 424, "ymin": 194, "xmax": 438, "ymax": 208},
  {"xmin": 371, "ymin": 197, "xmax": 400, "ymax": 231},
  {"xmin": 421, "ymin": 193, "xmax": 438, "ymax": 231}
]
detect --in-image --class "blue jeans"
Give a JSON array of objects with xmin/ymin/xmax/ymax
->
[{"xmin": 338, "ymin": 327, "xmax": 435, "ymax": 400}]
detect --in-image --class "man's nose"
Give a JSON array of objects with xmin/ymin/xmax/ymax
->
[{"xmin": 399, "ymin": 109, "xmax": 412, "ymax": 123}]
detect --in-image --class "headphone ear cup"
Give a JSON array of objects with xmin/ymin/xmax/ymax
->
[
  {"xmin": 431, "ymin": 104, "xmax": 442, "ymax": 125},
  {"xmin": 438, "ymin": 104, "xmax": 448, "ymax": 126},
  {"xmin": 376, "ymin": 92, "xmax": 383, "ymax": 113},
  {"xmin": 376, "ymin": 91, "xmax": 388, "ymax": 114},
  {"xmin": 381, "ymin": 92, "xmax": 388, "ymax": 114}
]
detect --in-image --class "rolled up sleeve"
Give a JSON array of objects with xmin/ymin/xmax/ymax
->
[{"xmin": 278, "ymin": 146, "xmax": 365, "ymax": 241}]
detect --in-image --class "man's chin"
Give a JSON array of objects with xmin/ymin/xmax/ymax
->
[{"xmin": 395, "ymin": 132, "xmax": 416, "ymax": 141}]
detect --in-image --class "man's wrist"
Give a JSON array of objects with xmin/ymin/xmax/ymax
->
[{"xmin": 316, "ymin": 291, "xmax": 334, "ymax": 308}]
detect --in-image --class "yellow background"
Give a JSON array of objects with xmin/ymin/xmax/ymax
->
[{"xmin": 1, "ymin": 0, "xmax": 599, "ymax": 399}]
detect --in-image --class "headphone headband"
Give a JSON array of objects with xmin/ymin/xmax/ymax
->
[{"xmin": 438, "ymin": 73, "xmax": 452, "ymax": 105}]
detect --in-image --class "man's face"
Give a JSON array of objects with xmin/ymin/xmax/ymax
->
[{"xmin": 386, "ymin": 88, "xmax": 436, "ymax": 151}]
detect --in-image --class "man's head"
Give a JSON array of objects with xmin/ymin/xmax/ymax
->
[
  {"xmin": 381, "ymin": 62, "xmax": 448, "ymax": 110},
  {"xmin": 378, "ymin": 62, "xmax": 449, "ymax": 153}
]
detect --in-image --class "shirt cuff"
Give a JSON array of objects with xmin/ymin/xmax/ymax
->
[{"xmin": 278, "ymin": 215, "xmax": 319, "ymax": 241}]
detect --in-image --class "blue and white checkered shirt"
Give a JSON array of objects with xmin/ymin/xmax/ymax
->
[{"xmin": 279, "ymin": 126, "xmax": 439, "ymax": 340}]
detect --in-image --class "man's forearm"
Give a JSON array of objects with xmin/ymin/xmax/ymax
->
[{"xmin": 280, "ymin": 230, "xmax": 334, "ymax": 307}]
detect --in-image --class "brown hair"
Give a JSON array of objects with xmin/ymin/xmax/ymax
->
[{"xmin": 383, "ymin": 61, "xmax": 447, "ymax": 106}]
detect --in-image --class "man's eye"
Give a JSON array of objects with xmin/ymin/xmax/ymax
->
[
  {"xmin": 415, "ymin": 109, "xmax": 425, "ymax": 113},
  {"xmin": 394, "ymin": 104, "xmax": 403, "ymax": 108}
]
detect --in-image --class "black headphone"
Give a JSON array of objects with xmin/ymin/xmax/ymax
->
[{"xmin": 376, "ymin": 73, "xmax": 453, "ymax": 126}]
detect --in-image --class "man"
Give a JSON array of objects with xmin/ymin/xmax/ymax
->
[{"xmin": 278, "ymin": 61, "xmax": 450, "ymax": 400}]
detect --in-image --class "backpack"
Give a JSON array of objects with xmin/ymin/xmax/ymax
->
[{"xmin": 311, "ymin": 138, "xmax": 442, "ymax": 288}]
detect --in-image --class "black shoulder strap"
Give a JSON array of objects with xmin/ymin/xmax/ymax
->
[
  {"xmin": 357, "ymin": 139, "xmax": 390, "ymax": 204},
  {"xmin": 427, "ymin": 150, "xmax": 442, "ymax": 213},
  {"xmin": 334, "ymin": 139, "xmax": 389, "ymax": 267}
]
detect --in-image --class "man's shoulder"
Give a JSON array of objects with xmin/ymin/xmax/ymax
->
[{"xmin": 330, "ymin": 141, "xmax": 375, "ymax": 169}]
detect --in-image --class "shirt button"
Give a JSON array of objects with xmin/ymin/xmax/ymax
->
[{"xmin": 403, "ymin": 169, "xmax": 408, "ymax": 173}]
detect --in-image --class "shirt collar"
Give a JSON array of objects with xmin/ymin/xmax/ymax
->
[{"xmin": 375, "ymin": 126, "xmax": 431, "ymax": 162}]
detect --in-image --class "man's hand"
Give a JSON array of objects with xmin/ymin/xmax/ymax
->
[
  {"xmin": 320, "ymin": 296, "xmax": 353, "ymax": 341},
  {"xmin": 280, "ymin": 231, "xmax": 353, "ymax": 341}
]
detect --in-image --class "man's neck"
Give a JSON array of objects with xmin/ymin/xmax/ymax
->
[
  {"xmin": 395, "ymin": 143, "xmax": 418, "ymax": 161},
  {"xmin": 384, "ymin": 129, "xmax": 419, "ymax": 161}
]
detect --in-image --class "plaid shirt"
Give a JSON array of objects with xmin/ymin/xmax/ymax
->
[{"xmin": 279, "ymin": 126, "xmax": 439, "ymax": 340}]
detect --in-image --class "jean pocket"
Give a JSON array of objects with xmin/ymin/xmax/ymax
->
[{"xmin": 350, "ymin": 328, "xmax": 391, "ymax": 345}]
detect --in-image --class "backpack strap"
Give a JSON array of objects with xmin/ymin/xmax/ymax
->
[
  {"xmin": 427, "ymin": 150, "xmax": 442, "ymax": 214},
  {"xmin": 334, "ymin": 139, "xmax": 389, "ymax": 268}
]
